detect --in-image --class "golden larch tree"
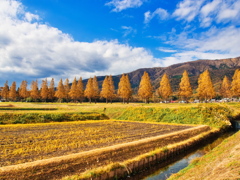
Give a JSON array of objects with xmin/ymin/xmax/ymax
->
[
  {"xmin": 92, "ymin": 76, "xmax": 100, "ymax": 103},
  {"xmin": 1, "ymin": 81, "xmax": 9, "ymax": 101},
  {"xmin": 9, "ymin": 81, "xmax": 17, "ymax": 101},
  {"xmin": 55, "ymin": 79, "xmax": 65, "ymax": 102},
  {"xmin": 118, "ymin": 74, "xmax": 132, "ymax": 103},
  {"xmin": 84, "ymin": 78, "xmax": 94, "ymax": 103},
  {"xmin": 48, "ymin": 78, "xmax": 55, "ymax": 102},
  {"xmin": 220, "ymin": 76, "xmax": 232, "ymax": 98},
  {"xmin": 30, "ymin": 80, "xmax": 39, "ymax": 101},
  {"xmin": 138, "ymin": 71, "xmax": 153, "ymax": 103},
  {"xmin": 178, "ymin": 70, "xmax": 192, "ymax": 100},
  {"xmin": 77, "ymin": 77, "xmax": 84, "ymax": 103},
  {"xmin": 69, "ymin": 77, "xmax": 78, "ymax": 102},
  {"xmin": 231, "ymin": 69, "xmax": 240, "ymax": 97},
  {"xmin": 158, "ymin": 73, "xmax": 172, "ymax": 101},
  {"xmin": 48, "ymin": 78, "xmax": 55, "ymax": 101},
  {"xmin": 64, "ymin": 78, "xmax": 70, "ymax": 102},
  {"xmin": 108, "ymin": 75, "xmax": 116, "ymax": 103},
  {"xmin": 19, "ymin": 80, "xmax": 29, "ymax": 101},
  {"xmin": 40, "ymin": 79, "xmax": 49, "ymax": 102},
  {"xmin": 100, "ymin": 76, "xmax": 111, "ymax": 103},
  {"xmin": 197, "ymin": 70, "xmax": 216, "ymax": 100}
]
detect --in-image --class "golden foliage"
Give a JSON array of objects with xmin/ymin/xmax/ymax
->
[
  {"xmin": 9, "ymin": 81, "xmax": 17, "ymax": 101},
  {"xmin": 138, "ymin": 71, "xmax": 153, "ymax": 103},
  {"xmin": 178, "ymin": 70, "xmax": 192, "ymax": 100},
  {"xmin": 68, "ymin": 77, "xmax": 78, "ymax": 102},
  {"xmin": 220, "ymin": 76, "xmax": 232, "ymax": 98},
  {"xmin": 19, "ymin": 80, "xmax": 29, "ymax": 100},
  {"xmin": 231, "ymin": 69, "xmax": 240, "ymax": 97},
  {"xmin": 1, "ymin": 81, "xmax": 9, "ymax": 100},
  {"xmin": 101, "ymin": 75, "xmax": 115, "ymax": 103},
  {"xmin": 48, "ymin": 78, "xmax": 55, "ymax": 101},
  {"xmin": 84, "ymin": 78, "xmax": 94, "ymax": 103},
  {"xmin": 118, "ymin": 74, "xmax": 132, "ymax": 103},
  {"xmin": 158, "ymin": 73, "xmax": 172, "ymax": 100},
  {"xmin": 30, "ymin": 80, "xmax": 39, "ymax": 100},
  {"xmin": 64, "ymin": 78, "xmax": 70, "ymax": 101},
  {"xmin": 40, "ymin": 79, "xmax": 49, "ymax": 101},
  {"xmin": 55, "ymin": 79, "xmax": 65, "ymax": 100},
  {"xmin": 197, "ymin": 70, "xmax": 216, "ymax": 100},
  {"xmin": 77, "ymin": 77, "xmax": 84, "ymax": 102},
  {"xmin": 92, "ymin": 76, "xmax": 100, "ymax": 102}
]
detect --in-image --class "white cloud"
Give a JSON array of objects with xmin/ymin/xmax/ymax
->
[
  {"xmin": 121, "ymin": 26, "xmax": 137, "ymax": 37},
  {"xmin": 144, "ymin": 8, "xmax": 169, "ymax": 24},
  {"xmin": 173, "ymin": 0, "xmax": 206, "ymax": 22},
  {"xmin": 106, "ymin": 0, "xmax": 146, "ymax": 12},
  {"xmin": 0, "ymin": 0, "xmax": 161, "ymax": 85},
  {"xmin": 169, "ymin": 26, "xmax": 240, "ymax": 55},
  {"xmin": 157, "ymin": 48, "xmax": 177, "ymax": 53},
  {"xmin": 173, "ymin": 0, "xmax": 240, "ymax": 27},
  {"xmin": 24, "ymin": 12, "xmax": 40, "ymax": 22},
  {"xmin": 199, "ymin": 0, "xmax": 240, "ymax": 27},
  {"xmin": 161, "ymin": 51, "xmax": 233, "ymax": 67},
  {"xmin": 217, "ymin": 0, "xmax": 240, "ymax": 23},
  {"xmin": 200, "ymin": 0, "xmax": 221, "ymax": 27},
  {"xmin": 168, "ymin": 0, "xmax": 240, "ymax": 66},
  {"xmin": 161, "ymin": 25, "xmax": 240, "ymax": 66}
]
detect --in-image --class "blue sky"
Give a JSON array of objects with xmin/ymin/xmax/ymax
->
[{"xmin": 0, "ymin": 0, "xmax": 240, "ymax": 85}]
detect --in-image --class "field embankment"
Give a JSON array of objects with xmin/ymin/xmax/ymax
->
[
  {"xmin": 168, "ymin": 130, "xmax": 240, "ymax": 180},
  {"xmin": 0, "ymin": 112, "xmax": 106, "ymax": 124},
  {"xmin": 117, "ymin": 105, "xmax": 233, "ymax": 129}
]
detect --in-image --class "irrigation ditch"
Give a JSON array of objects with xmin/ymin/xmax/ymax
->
[
  {"xmin": 76, "ymin": 127, "xmax": 230, "ymax": 180},
  {"xmin": 141, "ymin": 130, "xmax": 236, "ymax": 180}
]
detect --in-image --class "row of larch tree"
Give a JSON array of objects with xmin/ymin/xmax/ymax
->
[{"xmin": 0, "ymin": 69, "xmax": 239, "ymax": 103}]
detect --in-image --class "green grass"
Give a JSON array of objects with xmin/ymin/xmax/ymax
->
[
  {"xmin": 0, "ymin": 112, "xmax": 107, "ymax": 124},
  {"xmin": 117, "ymin": 105, "xmax": 233, "ymax": 129},
  {"xmin": 0, "ymin": 102, "xmax": 237, "ymax": 128}
]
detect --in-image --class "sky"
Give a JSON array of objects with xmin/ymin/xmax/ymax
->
[{"xmin": 0, "ymin": 0, "xmax": 240, "ymax": 86}]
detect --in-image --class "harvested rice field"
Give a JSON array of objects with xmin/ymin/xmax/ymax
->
[{"xmin": 0, "ymin": 120, "xmax": 193, "ymax": 167}]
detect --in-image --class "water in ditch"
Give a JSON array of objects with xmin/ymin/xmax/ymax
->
[{"xmin": 126, "ymin": 130, "xmax": 236, "ymax": 180}]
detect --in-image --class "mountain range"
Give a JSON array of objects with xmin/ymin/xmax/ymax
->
[{"xmin": 84, "ymin": 56, "xmax": 240, "ymax": 93}]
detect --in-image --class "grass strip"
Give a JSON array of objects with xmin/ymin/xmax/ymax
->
[
  {"xmin": 0, "ymin": 112, "xmax": 107, "ymax": 124},
  {"xmin": 117, "ymin": 105, "xmax": 233, "ymax": 129},
  {"xmin": 0, "ymin": 108, "xmax": 58, "ymax": 111}
]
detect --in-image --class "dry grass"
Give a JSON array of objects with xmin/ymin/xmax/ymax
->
[{"xmin": 168, "ymin": 131, "xmax": 240, "ymax": 180}]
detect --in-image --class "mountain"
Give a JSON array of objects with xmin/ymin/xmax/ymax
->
[{"xmin": 84, "ymin": 56, "xmax": 240, "ymax": 93}]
